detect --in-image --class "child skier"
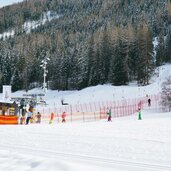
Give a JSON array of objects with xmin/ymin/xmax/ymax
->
[
  {"xmin": 26, "ymin": 111, "xmax": 32, "ymax": 124},
  {"xmin": 138, "ymin": 108, "xmax": 142, "ymax": 120},
  {"xmin": 62, "ymin": 112, "xmax": 66, "ymax": 123},
  {"xmin": 49, "ymin": 112, "xmax": 55, "ymax": 124},
  {"xmin": 107, "ymin": 108, "xmax": 112, "ymax": 121},
  {"xmin": 61, "ymin": 112, "xmax": 66, "ymax": 123},
  {"xmin": 20, "ymin": 115, "xmax": 25, "ymax": 124},
  {"xmin": 36, "ymin": 112, "xmax": 41, "ymax": 123}
]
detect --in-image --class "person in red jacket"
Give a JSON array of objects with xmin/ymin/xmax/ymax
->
[{"xmin": 62, "ymin": 112, "xmax": 66, "ymax": 123}]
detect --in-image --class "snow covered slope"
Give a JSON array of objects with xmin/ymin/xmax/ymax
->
[
  {"xmin": 0, "ymin": 64, "xmax": 171, "ymax": 170},
  {"xmin": 11, "ymin": 64, "xmax": 171, "ymax": 108},
  {"xmin": 0, "ymin": 110, "xmax": 170, "ymax": 171}
]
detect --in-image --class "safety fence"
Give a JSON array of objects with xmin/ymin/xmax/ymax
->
[
  {"xmin": 37, "ymin": 94, "xmax": 161, "ymax": 124},
  {"xmin": 0, "ymin": 115, "xmax": 18, "ymax": 124}
]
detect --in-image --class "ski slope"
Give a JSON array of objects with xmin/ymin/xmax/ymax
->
[
  {"xmin": 0, "ymin": 64, "xmax": 171, "ymax": 170},
  {"xmin": 0, "ymin": 0, "xmax": 171, "ymax": 169},
  {"xmin": 11, "ymin": 64, "xmax": 171, "ymax": 108},
  {"xmin": 0, "ymin": 110, "xmax": 171, "ymax": 171}
]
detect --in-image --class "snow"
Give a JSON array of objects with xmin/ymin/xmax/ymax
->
[
  {"xmin": 153, "ymin": 37, "xmax": 159, "ymax": 62},
  {"xmin": 23, "ymin": 11, "xmax": 60, "ymax": 34},
  {"xmin": 0, "ymin": 64, "xmax": 171, "ymax": 170},
  {"xmin": 11, "ymin": 64, "xmax": 171, "ymax": 108},
  {"xmin": 0, "ymin": 11, "xmax": 60, "ymax": 40},
  {"xmin": 0, "ymin": 0, "xmax": 60, "ymax": 39},
  {"xmin": 0, "ymin": 111, "xmax": 171, "ymax": 171},
  {"xmin": 0, "ymin": 30, "xmax": 15, "ymax": 40}
]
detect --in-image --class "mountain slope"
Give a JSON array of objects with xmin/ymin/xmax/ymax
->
[{"xmin": 0, "ymin": 0, "xmax": 171, "ymax": 91}]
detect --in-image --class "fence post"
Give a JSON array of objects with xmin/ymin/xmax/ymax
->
[
  {"xmin": 57, "ymin": 111, "xmax": 59, "ymax": 123},
  {"xmin": 100, "ymin": 107, "xmax": 102, "ymax": 120},
  {"xmin": 89, "ymin": 103, "xmax": 92, "ymax": 112},
  {"xmin": 83, "ymin": 112, "xmax": 85, "ymax": 122},
  {"xmin": 55, "ymin": 107, "xmax": 59, "ymax": 123},
  {"xmin": 85, "ymin": 104, "xmax": 88, "ymax": 113},
  {"xmin": 94, "ymin": 112, "xmax": 96, "ymax": 121},
  {"xmin": 116, "ymin": 104, "xmax": 118, "ymax": 117},
  {"xmin": 70, "ymin": 105, "xmax": 73, "ymax": 122}
]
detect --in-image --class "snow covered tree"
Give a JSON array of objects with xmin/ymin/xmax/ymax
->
[
  {"xmin": 137, "ymin": 24, "xmax": 154, "ymax": 85},
  {"xmin": 161, "ymin": 76, "xmax": 171, "ymax": 112},
  {"xmin": 165, "ymin": 28, "xmax": 171, "ymax": 63},
  {"xmin": 60, "ymin": 51, "xmax": 73, "ymax": 90},
  {"xmin": 110, "ymin": 38, "xmax": 129, "ymax": 85},
  {"xmin": 99, "ymin": 28, "xmax": 112, "ymax": 83},
  {"xmin": 76, "ymin": 42, "xmax": 89, "ymax": 89},
  {"xmin": 86, "ymin": 35, "xmax": 97, "ymax": 86},
  {"xmin": 155, "ymin": 35, "xmax": 165, "ymax": 66}
]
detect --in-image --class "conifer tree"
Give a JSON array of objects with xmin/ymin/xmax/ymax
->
[
  {"xmin": 165, "ymin": 28, "xmax": 171, "ymax": 63},
  {"xmin": 156, "ymin": 35, "xmax": 165, "ymax": 66},
  {"xmin": 86, "ymin": 35, "xmax": 97, "ymax": 86},
  {"xmin": 137, "ymin": 24, "xmax": 154, "ymax": 85},
  {"xmin": 99, "ymin": 28, "xmax": 112, "ymax": 83},
  {"xmin": 110, "ymin": 38, "xmax": 129, "ymax": 85}
]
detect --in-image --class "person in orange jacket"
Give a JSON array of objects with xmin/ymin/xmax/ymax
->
[{"xmin": 49, "ymin": 112, "xmax": 55, "ymax": 124}]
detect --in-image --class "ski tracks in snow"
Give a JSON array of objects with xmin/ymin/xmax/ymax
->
[{"xmin": 0, "ymin": 144, "xmax": 171, "ymax": 171}]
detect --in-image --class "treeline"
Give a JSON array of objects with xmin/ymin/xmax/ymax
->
[{"xmin": 0, "ymin": 0, "xmax": 171, "ymax": 91}]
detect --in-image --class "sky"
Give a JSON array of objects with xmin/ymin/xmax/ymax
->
[{"xmin": 0, "ymin": 0, "xmax": 24, "ymax": 8}]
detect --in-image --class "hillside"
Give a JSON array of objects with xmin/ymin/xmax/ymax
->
[
  {"xmin": 10, "ymin": 64, "xmax": 171, "ymax": 110},
  {"xmin": 0, "ymin": 0, "xmax": 171, "ymax": 91}
]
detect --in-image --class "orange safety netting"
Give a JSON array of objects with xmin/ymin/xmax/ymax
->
[{"xmin": 0, "ymin": 115, "xmax": 18, "ymax": 124}]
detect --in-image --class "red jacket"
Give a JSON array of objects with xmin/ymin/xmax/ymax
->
[
  {"xmin": 50, "ymin": 113, "xmax": 54, "ymax": 120},
  {"xmin": 62, "ymin": 112, "xmax": 66, "ymax": 119}
]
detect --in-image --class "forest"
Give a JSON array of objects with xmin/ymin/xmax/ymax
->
[{"xmin": 0, "ymin": 0, "xmax": 171, "ymax": 91}]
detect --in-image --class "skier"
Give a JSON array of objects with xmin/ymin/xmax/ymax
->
[
  {"xmin": 36, "ymin": 112, "xmax": 41, "ymax": 123},
  {"xmin": 26, "ymin": 110, "xmax": 32, "ymax": 124},
  {"xmin": 49, "ymin": 112, "xmax": 54, "ymax": 124},
  {"xmin": 20, "ymin": 98, "xmax": 26, "ymax": 117},
  {"xmin": 20, "ymin": 115, "xmax": 25, "ymax": 124},
  {"xmin": 138, "ymin": 101, "xmax": 142, "ymax": 110},
  {"xmin": 62, "ymin": 112, "xmax": 66, "ymax": 123},
  {"xmin": 148, "ymin": 98, "xmax": 151, "ymax": 107},
  {"xmin": 107, "ymin": 108, "xmax": 112, "ymax": 121},
  {"xmin": 138, "ymin": 108, "xmax": 142, "ymax": 120},
  {"xmin": 30, "ymin": 113, "xmax": 36, "ymax": 123}
]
